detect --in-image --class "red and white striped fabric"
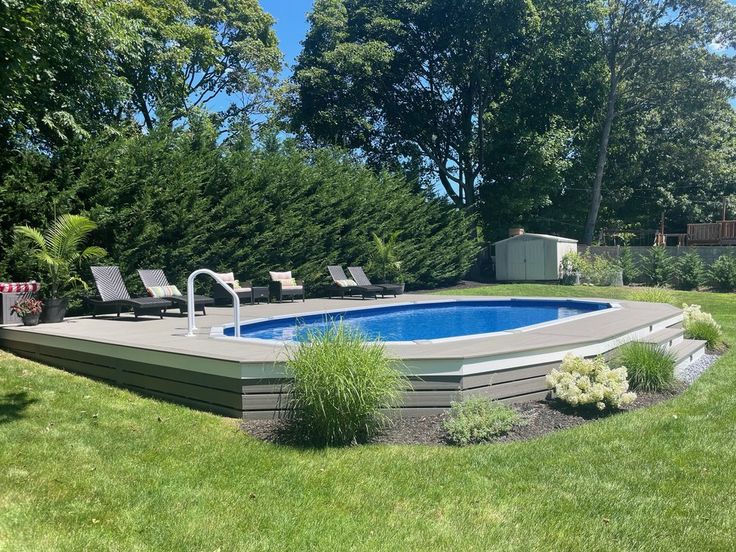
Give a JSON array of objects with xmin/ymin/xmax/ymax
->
[{"xmin": 0, "ymin": 281, "xmax": 41, "ymax": 293}]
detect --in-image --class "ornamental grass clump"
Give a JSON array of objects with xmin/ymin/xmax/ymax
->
[
  {"xmin": 546, "ymin": 354, "xmax": 636, "ymax": 411},
  {"xmin": 628, "ymin": 287, "xmax": 674, "ymax": 304},
  {"xmin": 615, "ymin": 342, "xmax": 675, "ymax": 392},
  {"xmin": 682, "ymin": 304, "xmax": 724, "ymax": 350},
  {"xmin": 443, "ymin": 396, "xmax": 521, "ymax": 446},
  {"xmin": 286, "ymin": 323, "xmax": 406, "ymax": 446}
]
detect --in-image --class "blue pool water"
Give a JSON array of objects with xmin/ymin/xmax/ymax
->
[{"xmin": 225, "ymin": 299, "xmax": 611, "ymax": 342}]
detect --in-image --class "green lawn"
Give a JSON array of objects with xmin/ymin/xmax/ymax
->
[{"xmin": 2, "ymin": 284, "xmax": 736, "ymax": 551}]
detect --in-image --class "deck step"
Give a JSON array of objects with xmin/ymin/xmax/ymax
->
[
  {"xmin": 641, "ymin": 327, "xmax": 684, "ymax": 349},
  {"xmin": 670, "ymin": 339, "xmax": 707, "ymax": 371}
]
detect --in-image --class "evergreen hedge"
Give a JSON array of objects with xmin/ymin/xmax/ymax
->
[{"xmin": 2, "ymin": 124, "xmax": 478, "ymax": 296}]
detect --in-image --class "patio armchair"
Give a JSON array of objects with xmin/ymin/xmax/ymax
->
[
  {"xmin": 211, "ymin": 272, "xmax": 256, "ymax": 305},
  {"xmin": 269, "ymin": 271, "xmax": 305, "ymax": 302}
]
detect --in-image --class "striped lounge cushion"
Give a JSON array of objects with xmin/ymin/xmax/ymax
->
[
  {"xmin": 0, "ymin": 281, "xmax": 40, "ymax": 293},
  {"xmin": 335, "ymin": 279, "xmax": 357, "ymax": 287},
  {"xmin": 146, "ymin": 285, "xmax": 182, "ymax": 298}
]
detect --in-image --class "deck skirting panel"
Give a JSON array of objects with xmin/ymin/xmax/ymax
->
[{"xmin": 2, "ymin": 314, "xmax": 680, "ymax": 419}]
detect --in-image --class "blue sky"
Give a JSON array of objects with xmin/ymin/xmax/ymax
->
[{"xmin": 260, "ymin": 0, "xmax": 314, "ymax": 73}]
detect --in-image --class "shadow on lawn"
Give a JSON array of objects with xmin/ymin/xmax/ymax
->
[{"xmin": 0, "ymin": 391, "xmax": 37, "ymax": 424}]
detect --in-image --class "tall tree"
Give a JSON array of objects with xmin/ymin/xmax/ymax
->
[
  {"xmin": 289, "ymin": 0, "xmax": 541, "ymax": 209},
  {"xmin": 581, "ymin": 0, "xmax": 736, "ymax": 244},
  {"xmin": 0, "ymin": 0, "xmax": 129, "ymax": 150},
  {"xmin": 111, "ymin": 0, "xmax": 282, "ymax": 130}
]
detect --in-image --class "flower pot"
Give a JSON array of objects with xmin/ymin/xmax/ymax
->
[
  {"xmin": 561, "ymin": 272, "xmax": 581, "ymax": 286},
  {"xmin": 22, "ymin": 313, "xmax": 40, "ymax": 326},
  {"xmin": 42, "ymin": 298, "xmax": 68, "ymax": 323}
]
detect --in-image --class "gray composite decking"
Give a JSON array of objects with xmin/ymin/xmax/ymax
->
[{"xmin": 0, "ymin": 294, "xmax": 687, "ymax": 419}]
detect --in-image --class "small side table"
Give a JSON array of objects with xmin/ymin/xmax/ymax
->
[{"xmin": 251, "ymin": 286, "xmax": 269, "ymax": 304}]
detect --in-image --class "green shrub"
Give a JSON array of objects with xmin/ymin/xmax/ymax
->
[
  {"xmin": 682, "ymin": 304, "xmax": 724, "ymax": 350},
  {"xmin": 560, "ymin": 251, "xmax": 585, "ymax": 284},
  {"xmin": 640, "ymin": 246, "xmax": 674, "ymax": 286},
  {"xmin": 615, "ymin": 342, "xmax": 675, "ymax": 392},
  {"xmin": 443, "ymin": 396, "xmax": 521, "ymax": 445},
  {"xmin": 4, "ymin": 127, "xmax": 479, "ymax": 292},
  {"xmin": 286, "ymin": 323, "xmax": 405, "ymax": 446},
  {"xmin": 619, "ymin": 246, "xmax": 639, "ymax": 285},
  {"xmin": 685, "ymin": 320, "xmax": 724, "ymax": 350},
  {"xmin": 628, "ymin": 287, "xmax": 675, "ymax": 304},
  {"xmin": 708, "ymin": 254, "xmax": 736, "ymax": 291},
  {"xmin": 675, "ymin": 251, "xmax": 705, "ymax": 290},
  {"xmin": 561, "ymin": 251, "xmax": 621, "ymax": 286},
  {"xmin": 583, "ymin": 254, "xmax": 622, "ymax": 286},
  {"xmin": 546, "ymin": 354, "xmax": 636, "ymax": 410}
]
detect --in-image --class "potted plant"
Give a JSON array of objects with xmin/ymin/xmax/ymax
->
[
  {"xmin": 370, "ymin": 232, "xmax": 405, "ymax": 293},
  {"xmin": 14, "ymin": 214, "xmax": 106, "ymax": 323},
  {"xmin": 10, "ymin": 298, "xmax": 44, "ymax": 326},
  {"xmin": 560, "ymin": 252, "xmax": 584, "ymax": 286}
]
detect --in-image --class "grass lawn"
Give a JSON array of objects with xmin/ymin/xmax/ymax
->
[{"xmin": 2, "ymin": 284, "xmax": 736, "ymax": 551}]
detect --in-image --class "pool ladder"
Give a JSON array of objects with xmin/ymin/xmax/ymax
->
[{"xmin": 186, "ymin": 269, "xmax": 241, "ymax": 338}]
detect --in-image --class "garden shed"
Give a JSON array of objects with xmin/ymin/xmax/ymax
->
[{"xmin": 494, "ymin": 233, "xmax": 578, "ymax": 281}]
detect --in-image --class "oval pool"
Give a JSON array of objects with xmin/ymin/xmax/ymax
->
[{"xmin": 223, "ymin": 299, "xmax": 612, "ymax": 343}]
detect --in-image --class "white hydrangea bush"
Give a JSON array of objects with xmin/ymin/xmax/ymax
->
[
  {"xmin": 546, "ymin": 353, "xmax": 637, "ymax": 411},
  {"xmin": 682, "ymin": 304, "xmax": 720, "ymax": 331}
]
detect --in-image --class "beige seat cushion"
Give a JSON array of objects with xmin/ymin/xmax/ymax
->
[
  {"xmin": 269, "ymin": 271, "xmax": 292, "ymax": 281},
  {"xmin": 216, "ymin": 271, "xmax": 235, "ymax": 283}
]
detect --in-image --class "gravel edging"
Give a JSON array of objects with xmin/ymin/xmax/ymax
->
[
  {"xmin": 676, "ymin": 352, "xmax": 719, "ymax": 385},
  {"xmin": 241, "ymin": 353, "xmax": 721, "ymax": 447}
]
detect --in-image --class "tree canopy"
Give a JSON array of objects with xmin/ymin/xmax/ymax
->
[{"xmin": 289, "ymin": 0, "xmax": 736, "ymax": 241}]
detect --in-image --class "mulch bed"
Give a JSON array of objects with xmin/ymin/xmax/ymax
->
[{"xmin": 241, "ymin": 382, "xmax": 687, "ymax": 446}]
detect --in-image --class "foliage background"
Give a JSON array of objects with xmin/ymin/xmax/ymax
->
[{"xmin": 1, "ymin": 122, "xmax": 478, "ymax": 293}]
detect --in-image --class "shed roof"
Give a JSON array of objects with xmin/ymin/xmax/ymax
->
[{"xmin": 493, "ymin": 233, "xmax": 578, "ymax": 246}]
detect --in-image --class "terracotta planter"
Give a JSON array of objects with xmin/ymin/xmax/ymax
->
[
  {"xmin": 42, "ymin": 298, "xmax": 68, "ymax": 323},
  {"xmin": 22, "ymin": 313, "xmax": 41, "ymax": 326}
]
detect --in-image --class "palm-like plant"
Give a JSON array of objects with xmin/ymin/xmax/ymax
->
[
  {"xmin": 14, "ymin": 214, "xmax": 106, "ymax": 298},
  {"xmin": 370, "ymin": 232, "xmax": 403, "ymax": 283}
]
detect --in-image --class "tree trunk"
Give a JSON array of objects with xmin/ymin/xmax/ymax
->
[
  {"xmin": 438, "ymin": 168, "xmax": 462, "ymax": 206},
  {"xmin": 582, "ymin": 77, "xmax": 618, "ymax": 245}
]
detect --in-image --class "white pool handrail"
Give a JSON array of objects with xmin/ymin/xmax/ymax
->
[{"xmin": 186, "ymin": 269, "xmax": 241, "ymax": 337}]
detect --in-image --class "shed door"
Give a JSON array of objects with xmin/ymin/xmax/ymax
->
[
  {"xmin": 524, "ymin": 238, "xmax": 546, "ymax": 280},
  {"xmin": 507, "ymin": 242, "xmax": 527, "ymax": 280}
]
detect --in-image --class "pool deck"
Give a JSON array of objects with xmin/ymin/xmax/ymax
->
[{"xmin": 0, "ymin": 294, "xmax": 689, "ymax": 418}]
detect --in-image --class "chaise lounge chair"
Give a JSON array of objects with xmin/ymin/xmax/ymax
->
[
  {"xmin": 138, "ymin": 269, "xmax": 214, "ymax": 315},
  {"xmin": 348, "ymin": 266, "xmax": 404, "ymax": 297},
  {"xmin": 327, "ymin": 265, "xmax": 382, "ymax": 299},
  {"xmin": 89, "ymin": 266, "xmax": 171, "ymax": 319},
  {"xmin": 269, "ymin": 270, "xmax": 305, "ymax": 302}
]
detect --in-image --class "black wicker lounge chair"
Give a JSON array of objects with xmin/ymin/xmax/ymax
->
[
  {"xmin": 348, "ymin": 266, "xmax": 404, "ymax": 297},
  {"xmin": 327, "ymin": 265, "xmax": 381, "ymax": 299},
  {"xmin": 269, "ymin": 270, "xmax": 305, "ymax": 302},
  {"xmin": 89, "ymin": 266, "xmax": 171, "ymax": 319},
  {"xmin": 137, "ymin": 269, "xmax": 214, "ymax": 315}
]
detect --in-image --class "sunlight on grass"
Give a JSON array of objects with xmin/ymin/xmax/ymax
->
[{"xmin": 1, "ymin": 285, "xmax": 736, "ymax": 550}]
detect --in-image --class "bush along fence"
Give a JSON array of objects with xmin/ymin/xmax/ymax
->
[{"xmin": 579, "ymin": 245, "xmax": 736, "ymax": 291}]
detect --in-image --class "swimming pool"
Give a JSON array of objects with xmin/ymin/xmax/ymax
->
[{"xmin": 222, "ymin": 299, "xmax": 613, "ymax": 343}]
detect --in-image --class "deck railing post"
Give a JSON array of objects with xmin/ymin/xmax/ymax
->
[{"xmin": 186, "ymin": 269, "xmax": 241, "ymax": 338}]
